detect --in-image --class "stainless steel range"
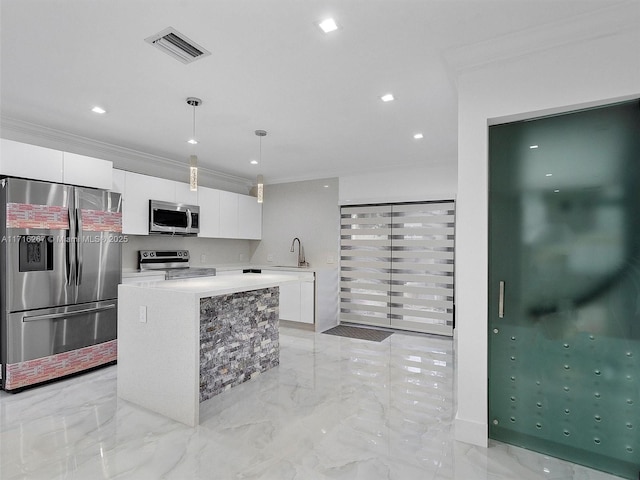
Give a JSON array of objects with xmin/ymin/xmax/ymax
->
[{"xmin": 138, "ymin": 250, "xmax": 216, "ymax": 279}]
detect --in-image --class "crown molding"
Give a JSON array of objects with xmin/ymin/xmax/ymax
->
[
  {"xmin": 0, "ymin": 116, "xmax": 253, "ymax": 190},
  {"xmin": 443, "ymin": 1, "xmax": 639, "ymax": 80}
]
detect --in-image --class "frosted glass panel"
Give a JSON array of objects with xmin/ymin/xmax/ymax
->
[
  {"xmin": 340, "ymin": 202, "xmax": 455, "ymax": 335},
  {"xmin": 488, "ymin": 100, "xmax": 640, "ymax": 479}
]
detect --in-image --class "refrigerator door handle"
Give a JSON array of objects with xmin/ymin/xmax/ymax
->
[
  {"xmin": 67, "ymin": 203, "xmax": 77, "ymax": 286},
  {"xmin": 64, "ymin": 223, "xmax": 72, "ymax": 285},
  {"xmin": 22, "ymin": 303, "xmax": 117, "ymax": 322},
  {"xmin": 76, "ymin": 206, "xmax": 83, "ymax": 286}
]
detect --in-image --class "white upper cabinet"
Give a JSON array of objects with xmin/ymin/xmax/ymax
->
[
  {"xmin": 62, "ymin": 152, "xmax": 113, "ymax": 189},
  {"xmin": 0, "ymin": 139, "xmax": 63, "ymax": 183},
  {"xmin": 198, "ymin": 187, "xmax": 221, "ymax": 238},
  {"xmin": 219, "ymin": 190, "xmax": 239, "ymax": 238},
  {"xmin": 122, "ymin": 171, "xmax": 175, "ymax": 235},
  {"xmin": 111, "ymin": 169, "xmax": 126, "ymax": 194},
  {"xmin": 113, "ymin": 169, "xmax": 262, "ymax": 239},
  {"xmin": 238, "ymin": 194, "xmax": 262, "ymax": 240},
  {"xmin": 0, "ymin": 140, "xmax": 113, "ymax": 189},
  {"xmin": 175, "ymin": 182, "xmax": 198, "ymax": 206}
]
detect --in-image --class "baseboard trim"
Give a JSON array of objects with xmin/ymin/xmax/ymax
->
[{"xmin": 454, "ymin": 415, "xmax": 488, "ymax": 447}]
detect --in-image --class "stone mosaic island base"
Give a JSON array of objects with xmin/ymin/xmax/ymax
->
[
  {"xmin": 199, "ymin": 288, "xmax": 279, "ymax": 402},
  {"xmin": 117, "ymin": 273, "xmax": 297, "ymax": 426}
]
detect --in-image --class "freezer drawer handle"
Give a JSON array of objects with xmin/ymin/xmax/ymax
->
[{"xmin": 22, "ymin": 303, "xmax": 117, "ymax": 322}]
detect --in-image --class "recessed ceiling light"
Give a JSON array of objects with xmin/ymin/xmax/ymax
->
[
  {"xmin": 323, "ymin": 185, "xmax": 329, "ymax": 188},
  {"xmin": 381, "ymin": 93, "xmax": 394, "ymax": 102},
  {"xmin": 187, "ymin": 138, "xmax": 198, "ymax": 145},
  {"xmin": 91, "ymin": 106, "xmax": 106, "ymax": 114},
  {"xmin": 413, "ymin": 133, "xmax": 424, "ymax": 139},
  {"xmin": 545, "ymin": 173, "xmax": 553, "ymax": 177},
  {"xmin": 529, "ymin": 145, "xmax": 539, "ymax": 149},
  {"xmin": 318, "ymin": 18, "xmax": 339, "ymax": 33},
  {"xmin": 554, "ymin": 189, "xmax": 560, "ymax": 193},
  {"xmin": 250, "ymin": 160, "xmax": 258, "ymax": 165}
]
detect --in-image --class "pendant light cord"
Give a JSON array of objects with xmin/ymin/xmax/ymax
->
[{"xmin": 192, "ymin": 104, "xmax": 196, "ymax": 142}]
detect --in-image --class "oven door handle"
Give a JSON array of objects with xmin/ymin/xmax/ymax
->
[{"xmin": 22, "ymin": 303, "xmax": 117, "ymax": 322}]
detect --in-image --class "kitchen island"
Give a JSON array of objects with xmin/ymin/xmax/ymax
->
[{"xmin": 117, "ymin": 273, "xmax": 300, "ymax": 426}]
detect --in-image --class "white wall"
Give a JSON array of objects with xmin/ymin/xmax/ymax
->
[
  {"xmin": 122, "ymin": 236, "xmax": 252, "ymax": 271},
  {"xmin": 455, "ymin": 28, "xmax": 640, "ymax": 446},
  {"xmin": 250, "ymin": 177, "xmax": 340, "ymax": 268},
  {"xmin": 339, "ymin": 163, "xmax": 457, "ymax": 205}
]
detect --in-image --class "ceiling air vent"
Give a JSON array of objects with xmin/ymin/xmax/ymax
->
[{"xmin": 144, "ymin": 27, "xmax": 211, "ymax": 64}]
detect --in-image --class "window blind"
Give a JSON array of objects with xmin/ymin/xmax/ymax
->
[{"xmin": 340, "ymin": 201, "xmax": 455, "ymax": 336}]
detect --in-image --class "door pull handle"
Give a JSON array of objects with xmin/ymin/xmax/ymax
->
[{"xmin": 498, "ymin": 281, "xmax": 505, "ymax": 318}]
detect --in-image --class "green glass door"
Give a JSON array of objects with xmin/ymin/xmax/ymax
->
[{"xmin": 488, "ymin": 100, "xmax": 640, "ymax": 479}]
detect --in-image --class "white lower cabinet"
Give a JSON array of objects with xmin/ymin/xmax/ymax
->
[
  {"xmin": 269, "ymin": 271, "xmax": 315, "ymax": 324},
  {"xmin": 279, "ymin": 281, "xmax": 302, "ymax": 321},
  {"xmin": 299, "ymin": 279, "xmax": 315, "ymax": 324}
]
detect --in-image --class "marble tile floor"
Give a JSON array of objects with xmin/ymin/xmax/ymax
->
[{"xmin": 0, "ymin": 327, "xmax": 624, "ymax": 480}]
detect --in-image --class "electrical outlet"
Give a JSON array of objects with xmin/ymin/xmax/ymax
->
[
  {"xmin": 267, "ymin": 254, "xmax": 274, "ymax": 262},
  {"xmin": 327, "ymin": 255, "xmax": 335, "ymax": 264},
  {"xmin": 139, "ymin": 306, "xmax": 147, "ymax": 323},
  {"xmin": 200, "ymin": 254, "xmax": 206, "ymax": 264}
]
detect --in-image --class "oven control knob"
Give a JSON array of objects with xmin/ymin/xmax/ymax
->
[
  {"xmin": 142, "ymin": 252, "xmax": 148, "ymax": 257},
  {"xmin": 150, "ymin": 252, "xmax": 155, "ymax": 257}
]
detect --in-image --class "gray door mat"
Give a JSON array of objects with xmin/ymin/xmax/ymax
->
[{"xmin": 322, "ymin": 325, "xmax": 393, "ymax": 342}]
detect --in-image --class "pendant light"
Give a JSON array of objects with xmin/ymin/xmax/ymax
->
[
  {"xmin": 186, "ymin": 97, "xmax": 201, "ymax": 191},
  {"xmin": 255, "ymin": 129, "xmax": 267, "ymax": 203}
]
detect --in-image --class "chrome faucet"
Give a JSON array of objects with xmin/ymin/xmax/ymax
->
[{"xmin": 290, "ymin": 237, "xmax": 308, "ymax": 267}]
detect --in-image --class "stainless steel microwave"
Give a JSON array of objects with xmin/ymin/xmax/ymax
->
[{"xmin": 149, "ymin": 200, "xmax": 200, "ymax": 235}]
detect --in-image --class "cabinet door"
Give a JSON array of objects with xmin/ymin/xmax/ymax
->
[
  {"xmin": 63, "ymin": 152, "xmax": 113, "ymax": 189},
  {"xmin": 175, "ymin": 182, "xmax": 198, "ymax": 205},
  {"xmin": 279, "ymin": 281, "xmax": 301, "ymax": 322},
  {"xmin": 112, "ymin": 169, "xmax": 126, "ymax": 194},
  {"xmin": 198, "ymin": 187, "xmax": 220, "ymax": 238},
  {"xmin": 299, "ymin": 280, "xmax": 315, "ymax": 324},
  {"xmin": 238, "ymin": 194, "xmax": 262, "ymax": 239},
  {"xmin": 0, "ymin": 139, "xmax": 63, "ymax": 183},
  {"xmin": 123, "ymin": 172, "xmax": 175, "ymax": 235},
  {"xmin": 219, "ymin": 191, "xmax": 239, "ymax": 238}
]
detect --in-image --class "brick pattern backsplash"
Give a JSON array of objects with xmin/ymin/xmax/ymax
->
[
  {"xmin": 81, "ymin": 209, "xmax": 122, "ymax": 232},
  {"xmin": 4, "ymin": 340, "xmax": 117, "ymax": 390},
  {"xmin": 6, "ymin": 202, "xmax": 69, "ymax": 229}
]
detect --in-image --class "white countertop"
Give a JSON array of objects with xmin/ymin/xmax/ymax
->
[
  {"xmin": 122, "ymin": 263, "xmax": 336, "ymax": 278},
  {"xmin": 119, "ymin": 273, "xmax": 301, "ymax": 298}
]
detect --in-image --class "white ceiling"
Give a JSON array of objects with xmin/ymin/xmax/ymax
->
[{"xmin": 0, "ymin": 0, "xmax": 626, "ymax": 186}]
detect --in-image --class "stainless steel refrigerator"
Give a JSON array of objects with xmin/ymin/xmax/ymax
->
[{"xmin": 1, "ymin": 177, "xmax": 122, "ymax": 391}]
